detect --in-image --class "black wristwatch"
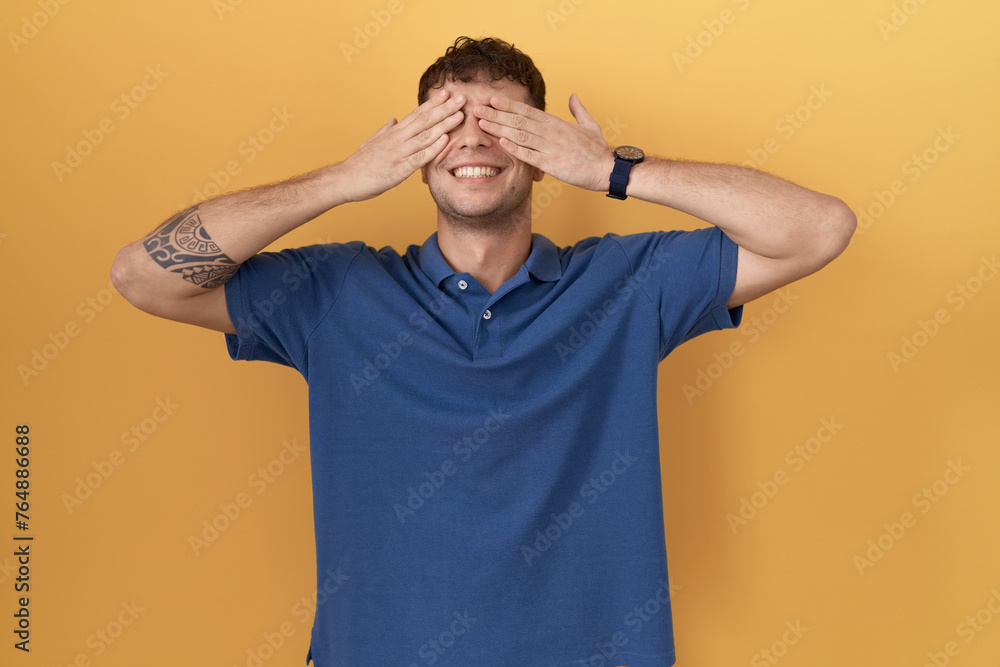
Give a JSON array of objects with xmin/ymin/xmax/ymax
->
[{"xmin": 606, "ymin": 145, "xmax": 644, "ymax": 200}]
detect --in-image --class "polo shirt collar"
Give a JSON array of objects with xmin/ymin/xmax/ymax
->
[{"xmin": 418, "ymin": 232, "xmax": 563, "ymax": 287}]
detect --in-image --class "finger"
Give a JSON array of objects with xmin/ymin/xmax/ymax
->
[
  {"xmin": 407, "ymin": 130, "xmax": 455, "ymax": 169},
  {"xmin": 398, "ymin": 89, "xmax": 464, "ymax": 135},
  {"xmin": 487, "ymin": 96, "xmax": 549, "ymax": 132},
  {"xmin": 471, "ymin": 103, "xmax": 500, "ymax": 121},
  {"xmin": 497, "ymin": 136, "xmax": 543, "ymax": 168},
  {"xmin": 473, "ymin": 103, "xmax": 541, "ymax": 140},
  {"xmin": 488, "ymin": 95, "xmax": 544, "ymax": 121},
  {"xmin": 476, "ymin": 117, "xmax": 541, "ymax": 151},
  {"xmin": 405, "ymin": 109, "xmax": 464, "ymax": 154},
  {"xmin": 568, "ymin": 94, "xmax": 600, "ymax": 131}
]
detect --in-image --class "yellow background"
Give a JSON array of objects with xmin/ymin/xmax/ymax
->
[{"xmin": 2, "ymin": 0, "xmax": 998, "ymax": 665}]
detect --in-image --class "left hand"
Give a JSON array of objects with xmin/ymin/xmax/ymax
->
[{"xmin": 473, "ymin": 94, "xmax": 614, "ymax": 192}]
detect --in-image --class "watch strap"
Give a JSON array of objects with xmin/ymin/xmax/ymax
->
[{"xmin": 607, "ymin": 157, "xmax": 633, "ymax": 200}]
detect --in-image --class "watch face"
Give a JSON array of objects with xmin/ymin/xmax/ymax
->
[{"xmin": 615, "ymin": 145, "xmax": 644, "ymax": 162}]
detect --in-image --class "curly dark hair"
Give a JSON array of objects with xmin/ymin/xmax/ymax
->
[{"xmin": 418, "ymin": 36, "xmax": 546, "ymax": 111}]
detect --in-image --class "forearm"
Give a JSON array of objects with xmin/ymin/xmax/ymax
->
[
  {"xmin": 112, "ymin": 161, "xmax": 353, "ymax": 310},
  {"xmin": 474, "ymin": 95, "xmax": 855, "ymax": 261},
  {"xmin": 626, "ymin": 157, "xmax": 855, "ymax": 261},
  {"xmin": 172, "ymin": 162, "xmax": 353, "ymax": 263}
]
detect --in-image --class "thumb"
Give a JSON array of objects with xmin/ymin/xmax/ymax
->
[{"xmin": 568, "ymin": 94, "xmax": 599, "ymax": 131}]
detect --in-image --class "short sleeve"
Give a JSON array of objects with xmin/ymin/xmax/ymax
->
[
  {"xmin": 613, "ymin": 227, "xmax": 742, "ymax": 359},
  {"xmin": 223, "ymin": 242, "xmax": 364, "ymax": 372}
]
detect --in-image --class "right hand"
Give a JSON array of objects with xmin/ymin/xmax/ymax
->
[{"xmin": 341, "ymin": 89, "xmax": 466, "ymax": 203}]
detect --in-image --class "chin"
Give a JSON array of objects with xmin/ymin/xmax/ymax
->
[{"xmin": 429, "ymin": 180, "xmax": 533, "ymax": 234}]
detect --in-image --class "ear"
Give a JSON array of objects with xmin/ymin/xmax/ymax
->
[{"xmin": 532, "ymin": 166, "xmax": 545, "ymax": 182}]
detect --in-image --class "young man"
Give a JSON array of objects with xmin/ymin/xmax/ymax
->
[{"xmin": 112, "ymin": 36, "xmax": 854, "ymax": 667}]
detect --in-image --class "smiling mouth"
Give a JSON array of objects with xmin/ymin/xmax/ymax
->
[{"xmin": 450, "ymin": 166, "xmax": 502, "ymax": 179}]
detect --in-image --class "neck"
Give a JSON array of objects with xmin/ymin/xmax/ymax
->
[{"xmin": 436, "ymin": 217, "xmax": 532, "ymax": 293}]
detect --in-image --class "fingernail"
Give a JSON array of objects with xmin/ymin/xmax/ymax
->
[{"xmin": 454, "ymin": 94, "xmax": 464, "ymax": 104}]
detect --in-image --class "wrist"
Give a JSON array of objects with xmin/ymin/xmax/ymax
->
[
  {"xmin": 620, "ymin": 156, "xmax": 669, "ymax": 205},
  {"xmin": 598, "ymin": 153, "xmax": 617, "ymax": 193},
  {"xmin": 606, "ymin": 145, "xmax": 645, "ymax": 200},
  {"xmin": 318, "ymin": 162, "xmax": 359, "ymax": 208}
]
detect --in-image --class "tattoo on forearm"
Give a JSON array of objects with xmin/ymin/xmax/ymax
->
[{"xmin": 143, "ymin": 205, "xmax": 239, "ymax": 289}]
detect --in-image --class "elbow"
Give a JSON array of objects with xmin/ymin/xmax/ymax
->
[
  {"xmin": 110, "ymin": 243, "xmax": 150, "ymax": 313},
  {"xmin": 833, "ymin": 197, "xmax": 858, "ymax": 246},
  {"xmin": 816, "ymin": 196, "xmax": 857, "ymax": 262},
  {"xmin": 110, "ymin": 247, "xmax": 131, "ymax": 301}
]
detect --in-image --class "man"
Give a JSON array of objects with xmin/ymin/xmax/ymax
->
[{"xmin": 112, "ymin": 36, "xmax": 854, "ymax": 667}]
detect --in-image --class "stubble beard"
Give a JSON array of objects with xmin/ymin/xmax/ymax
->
[{"xmin": 428, "ymin": 174, "xmax": 534, "ymax": 237}]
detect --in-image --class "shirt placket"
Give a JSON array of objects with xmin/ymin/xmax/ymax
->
[{"xmin": 450, "ymin": 267, "xmax": 529, "ymax": 361}]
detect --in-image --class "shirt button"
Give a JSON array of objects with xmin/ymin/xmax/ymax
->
[
  {"xmin": 458, "ymin": 280, "xmax": 468, "ymax": 290},
  {"xmin": 483, "ymin": 310, "xmax": 492, "ymax": 320}
]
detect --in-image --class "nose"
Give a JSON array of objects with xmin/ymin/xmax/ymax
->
[{"xmin": 450, "ymin": 107, "xmax": 494, "ymax": 149}]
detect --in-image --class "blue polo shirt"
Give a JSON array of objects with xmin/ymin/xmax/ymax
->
[{"xmin": 224, "ymin": 227, "xmax": 741, "ymax": 667}]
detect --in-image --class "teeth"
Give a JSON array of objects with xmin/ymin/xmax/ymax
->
[{"xmin": 453, "ymin": 166, "xmax": 499, "ymax": 178}]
